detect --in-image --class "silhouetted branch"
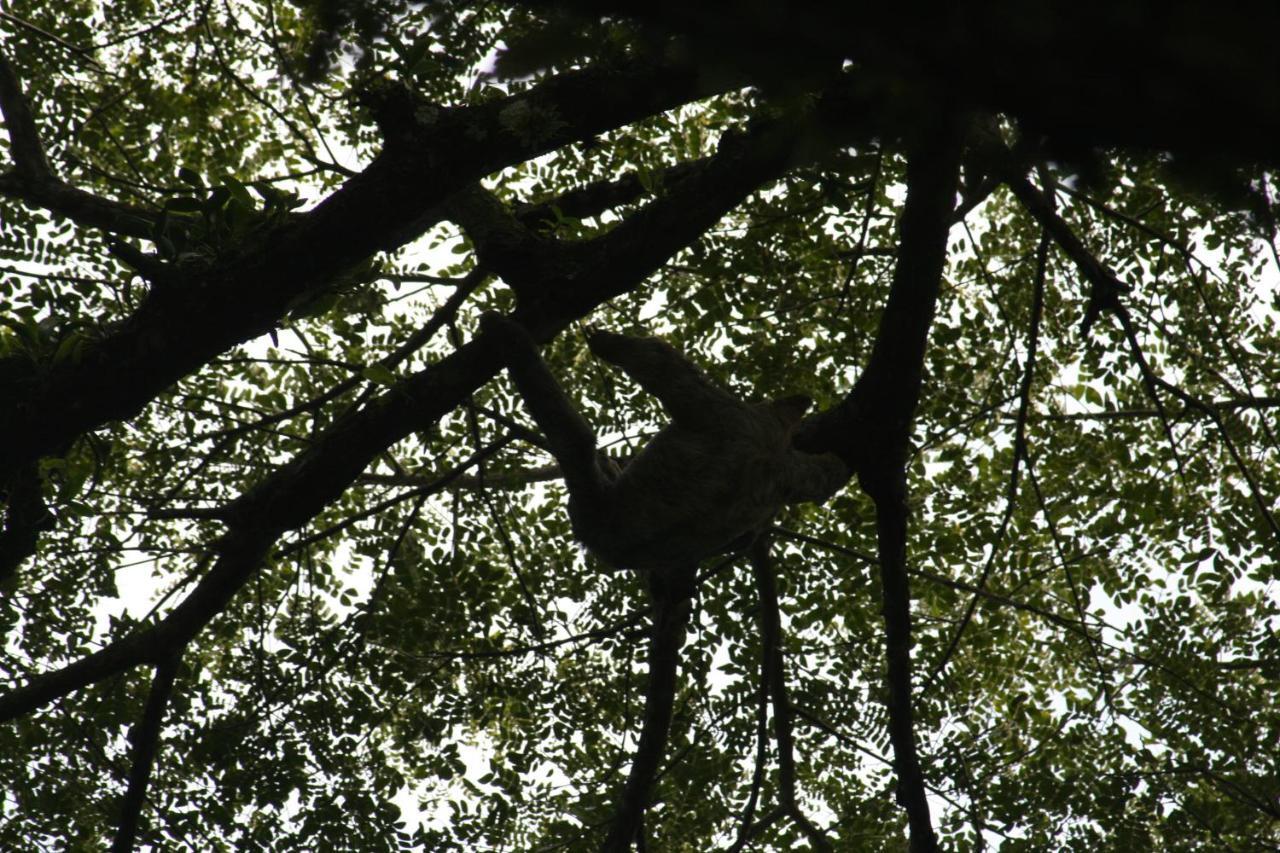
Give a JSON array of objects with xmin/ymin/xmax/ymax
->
[
  {"xmin": 279, "ymin": 436, "xmax": 516, "ymax": 557},
  {"xmin": 928, "ymin": 218, "xmax": 1048, "ymax": 687},
  {"xmin": 770, "ymin": 524, "xmax": 877, "ymax": 565},
  {"xmin": 600, "ymin": 579, "xmax": 693, "ymax": 852},
  {"xmin": 0, "ymin": 52, "xmax": 743, "ymax": 486},
  {"xmin": 1024, "ymin": 395, "xmax": 1280, "ymax": 423},
  {"xmin": 848, "ymin": 125, "xmax": 962, "ymax": 853},
  {"xmin": 0, "ymin": 53, "xmax": 153, "ymax": 236},
  {"xmin": 414, "ymin": 611, "xmax": 649, "ymax": 661},
  {"xmin": 111, "ymin": 654, "xmax": 180, "ymax": 853},
  {"xmin": 791, "ymin": 704, "xmax": 1026, "ymax": 846},
  {"xmin": 1004, "ymin": 171, "xmax": 1194, "ymax": 469},
  {"xmin": 1024, "ymin": 460, "xmax": 1116, "ymax": 711},
  {"xmin": 1062, "ymin": 180, "xmax": 1280, "ymax": 459},
  {"xmin": 918, "ymin": 555, "xmax": 1252, "ymax": 722},
  {"xmin": 1006, "ymin": 170, "xmax": 1280, "ymax": 549},
  {"xmin": 0, "ymin": 107, "xmax": 812, "ymax": 723},
  {"xmin": 1115, "ymin": 312, "xmax": 1280, "ymax": 548},
  {"xmin": 565, "ymin": 1, "xmax": 1280, "ymax": 165},
  {"xmin": 0, "ymin": 12, "xmax": 105, "ymax": 70},
  {"xmin": 772, "ymin": 523, "xmax": 1257, "ymax": 726},
  {"xmin": 358, "ymin": 463, "xmax": 561, "ymax": 491},
  {"xmin": 749, "ymin": 535, "xmax": 834, "ymax": 851},
  {"xmin": 0, "ymin": 52, "xmax": 52, "ymax": 177},
  {"xmin": 514, "ymin": 160, "xmax": 703, "ymax": 230},
  {"xmin": 786, "ymin": 115, "xmax": 960, "ymax": 850},
  {"xmin": 725, "ymin": 660, "xmax": 769, "ymax": 853}
]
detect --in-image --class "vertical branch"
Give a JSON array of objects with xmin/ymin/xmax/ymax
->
[
  {"xmin": 1024, "ymin": 461, "xmax": 1116, "ymax": 712},
  {"xmin": 749, "ymin": 535, "xmax": 833, "ymax": 852},
  {"xmin": 870, "ymin": 486, "xmax": 937, "ymax": 853},
  {"xmin": 112, "ymin": 654, "xmax": 181, "ymax": 853},
  {"xmin": 854, "ymin": 124, "xmax": 962, "ymax": 853},
  {"xmin": 788, "ymin": 120, "xmax": 961, "ymax": 849},
  {"xmin": 725, "ymin": 678, "xmax": 769, "ymax": 853},
  {"xmin": 600, "ymin": 573, "xmax": 694, "ymax": 852},
  {"xmin": 927, "ymin": 222, "xmax": 1050, "ymax": 686}
]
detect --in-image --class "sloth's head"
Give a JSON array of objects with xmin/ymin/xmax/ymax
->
[{"xmin": 767, "ymin": 394, "xmax": 813, "ymax": 432}]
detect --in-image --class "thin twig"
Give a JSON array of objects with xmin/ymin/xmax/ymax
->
[{"xmin": 927, "ymin": 220, "xmax": 1048, "ymax": 687}]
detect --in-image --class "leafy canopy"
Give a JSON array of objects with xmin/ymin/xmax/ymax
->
[{"xmin": 1, "ymin": 2, "xmax": 1278, "ymax": 850}]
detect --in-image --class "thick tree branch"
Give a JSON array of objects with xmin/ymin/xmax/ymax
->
[
  {"xmin": 798, "ymin": 118, "xmax": 962, "ymax": 852},
  {"xmin": 563, "ymin": 1, "xmax": 1280, "ymax": 165},
  {"xmin": 446, "ymin": 158, "xmax": 716, "ymax": 307},
  {"xmin": 0, "ymin": 52, "xmax": 744, "ymax": 485},
  {"xmin": 446, "ymin": 110, "xmax": 827, "ymax": 335},
  {"xmin": 0, "ymin": 109, "xmax": 807, "ymax": 722},
  {"xmin": 869, "ymin": 491, "xmax": 937, "ymax": 853},
  {"xmin": 0, "ymin": 53, "xmax": 51, "ymax": 177},
  {"xmin": 442, "ymin": 185, "xmax": 561, "ymax": 291},
  {"xmin": 111, "ymin": 655, "xmax": 180, "ymax": 853},
  {"xmin": 600, "ymin": 578, "xmax": 693, "ymax": 852}
]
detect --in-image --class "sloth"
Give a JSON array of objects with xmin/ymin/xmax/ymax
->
[{"xmin": 481, "ymin": 314, "xmax": 849, "ymax": 592}]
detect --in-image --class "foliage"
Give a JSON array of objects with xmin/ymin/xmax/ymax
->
[{"xmin": 0, "ymin": 2, "xmax": 1278, "ymax": 850}]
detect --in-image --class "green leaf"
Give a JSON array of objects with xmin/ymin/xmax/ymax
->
[
  {"xmin": 51, "ymin": 331, "xmax": 86, "ymax": 366},
  {"xmin": 361, "ymin": 364, "xmax": 398, "ymax": 386}
]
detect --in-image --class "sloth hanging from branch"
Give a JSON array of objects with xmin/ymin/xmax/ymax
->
[
  {"xmin": 480, "ymin": 313, "xmax": 850, "ymax": 597},
  {"xmin": 481, "ymin": 313, "xmax": 849, "ymax": 850}
]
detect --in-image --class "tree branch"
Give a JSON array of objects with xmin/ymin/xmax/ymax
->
[
  {"xmin": 564, "ymin": 1, "xmax": 1280, "ymax": 165},
  {"xmin": 725, "ymin": 653, "xmax": 770, "ymax": 853},
  {"xmin": 749, "ymin": 535, "xmax": 834, "ymax": 851},
  {"xmin": 792, "ymin": 524, "xmax": 1260, "ymax": 727},
  {"xmin": 358, "ymin": 462, "xmax": 562, "ymax": 491},
  {"xmin": 514, "ymin": 159, "xmax": 705, "ymax": 231},
  {"xmin": 1028, "ymin": 395, "xmax": 1280, "ymax": 422},
  {"xmin": 600, "ymin": 577, "xmax": 693, "ymax": 852},
  {"xmin": 0, "ymin": 52, "xmax": 744, "ymax": 485},
  {"xmin": 0, "ymin": 52, "xmax": 52, "ymax": 178},
  {"xmin": 1005, "ymin": 170, "xmax": 1280, "ymax": 548},
  {"xmin": 927, "ymin": 217, "xmax": 1048, "ymax": 687},
  {"xmin": 0, "ymin": 107, "xmax": 809, "ymax": 722},
  {"xmin": 0, "ymin": 52, "xmax": 153, "ymax": 236},
  {"xmin": 1000, "ymin": 171, "xmax": 1128, "ymax": 336},
  {"xmin": 798, "ymin": 117, "xmax": 962, "ymax": 852},
  {"xmin": 1114, "ymin": 310, "xmax": 1280, "ymax": 548},
  {"xmin": 111, "ymin": 654, "xmax": 180, "ymax": 853}
]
